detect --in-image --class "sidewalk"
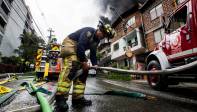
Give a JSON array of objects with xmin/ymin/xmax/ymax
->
[{"xmin": 101, "ymin": 78, "xmax": 197, "ymax": 105}]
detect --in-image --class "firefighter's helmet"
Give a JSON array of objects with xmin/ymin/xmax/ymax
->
[{"xmin": 98, "ymin": 21, "xmax": 115, "ymax": 39}]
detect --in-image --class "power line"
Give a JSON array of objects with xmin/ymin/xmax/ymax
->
[
  {"xmin": 13, "ymin": 0, "xmax": 47, "ymax": 42},
  {"xmin": 34, "ymin": 0, "xmax": 49, "ymax": 28},
  {"xmin": 9, "ymin": 1, "xmax": 47, "ymax": 43}
]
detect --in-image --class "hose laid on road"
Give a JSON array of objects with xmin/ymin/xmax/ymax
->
[
  {"xmin": 67, "ymin": 91, "xmax": 155, "ymax": 100},
  {"xmin": 30, "ymin": 82, "xmax": 52, "ymax": 112},
  {"xmin": 91, "ymin": 60, "xmax": 197, "ymax": 75}
]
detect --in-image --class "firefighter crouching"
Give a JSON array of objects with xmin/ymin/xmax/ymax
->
[{"xmin": 55, "ymin": 21, "xmax": 115, "ymax": 111}]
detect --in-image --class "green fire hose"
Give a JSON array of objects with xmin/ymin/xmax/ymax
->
[
  {"xmin": 21, "ymin": 82, "xmax": 52, "ymax": 112},
  {"xmin": 30, "ymin": 83, "xmax": 52, "ymax": 112}
]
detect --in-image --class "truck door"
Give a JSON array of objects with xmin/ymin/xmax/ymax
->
[{"xmin": 166, "ymin": 5, "xmax": 191, "ymax": 60}]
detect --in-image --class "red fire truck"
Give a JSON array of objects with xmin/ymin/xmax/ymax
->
[{"xmin": 146, "ymin": 0, "xmax": 197, "ymax": 90}]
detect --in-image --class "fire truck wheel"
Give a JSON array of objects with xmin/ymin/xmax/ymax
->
[{"xmin": 147, "ymin": 60, "xmax": 168, "ymax": 90}]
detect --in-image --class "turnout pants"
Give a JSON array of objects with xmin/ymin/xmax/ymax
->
[{"xmin": 56, "ymin": 38, "xmax": 88, "ymax": 99}]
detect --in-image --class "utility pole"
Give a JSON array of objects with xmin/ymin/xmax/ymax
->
[{"xmin": 47, "ymin": 28, "xmax": 54, "ymax": 44}]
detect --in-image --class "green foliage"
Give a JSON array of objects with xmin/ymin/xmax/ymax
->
[
  {"xmin": 107, "ymin": 71, "xmax": 131, "ymax": 81},
  {"xmin": 96, "ymin": 52, "xmax": 102, "ymax": 60},
  {"xmin": 14, "ymin": 32, "xmax": 45, "ymax": 63},
  {"xmin": 111, "ymin": 61, "xmax": 117, "ymax": 68},
  {"xmin": 1, "ymin": 56, "xmax": 22, "ymax": 65},
  {"xmin": 23, "ymin": 71, "xmax": 36, "ymax": 76}
]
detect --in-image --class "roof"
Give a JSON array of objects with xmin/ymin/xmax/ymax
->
[
  {"xmin": 111, "ymin": 0, "xmax": 147, "ymax": 28},
  {"xmin": 112, "ymin": 4, "xmax": 139, "ymax": 28}
]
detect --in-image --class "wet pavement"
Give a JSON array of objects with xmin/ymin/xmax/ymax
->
[
  {"xmin": 103, "ymin": 79, "xmax": 197, "ymax": 105},
  {"xmin": 1, "ymin": 76, "xmax": 197, "ymax": 112},
  {"xmin": 0, "ymin": 76, "xmax": 56, "ymax": 112},
  {"xmin": 64, "ymin": 77, "xmax": 197, "ymax": 112}
]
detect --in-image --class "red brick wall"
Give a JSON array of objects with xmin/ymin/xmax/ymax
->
[
  {"xmin": 143, "ymin": 0, "xmax": 175, "ymax": 32},
  {"xmin": 112, "ymin": 11, "xmax": 143, "ymax": 43},
  {"xmin": 142, "ymin": 0, "xmax": 176, "ymax": 51},
  {"xmin": 146, "ymin": 32, "xmax": 155, "ymax": 51}
]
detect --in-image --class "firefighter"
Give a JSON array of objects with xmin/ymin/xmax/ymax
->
[{"xmin": 55, "ymin": 21, "xmax": 115, "ymax": 111}]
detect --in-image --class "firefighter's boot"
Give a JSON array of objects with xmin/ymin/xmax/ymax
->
[
  {"xmin": 72, "ymin": 97, "xmax": 92, "ymax": 106},
  {"xmin": 55, "ymin": 95, "xmax": 68, "ymax": 111}
]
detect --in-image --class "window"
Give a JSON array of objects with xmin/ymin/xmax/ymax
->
[
  {"xmin": 25, "ymin": 21, "xmax": 29, "ymax": 29},
  {"xmin": 1, "ymin": 1, "xmax": 10, "ymax": 15},
  {"xmin": 126, "ymin": 16, "xmax": 135, "ymax": 28},
  {"xmin": 107, "ymin": 48, "xmax": 111, "ymax": 53},
  {"xmin": 0, "ymin": 15, "xmax": 6, "ymax": 28},
  {"xmin": 167, "ymin": 6, "xmax": 187, "ymax": 33},
  {"xmin": 156, "ymin": 4, "xmax": 163, "ymax": 17},
  {"xmin": 150, "ymin": 9, "xmax": 157, "ymax": 20},
  {"xmin": 9, "ymin": 0, "xmax": 14, "ymax": 4},
  {"xmin": 128, "ymin": 37, "xmax": 138, "ymax": 47},
  {"xmin": 113, "ymin": 43, "xmax": 119, "ymax": 51},
  {"xmin": 150, "ymin": 4, "xmax": 164, "ymax": 20},
  {"xmin": 154, "ymin": 28, "xmax": 164, "ymax": 43},
  {"xmin": 176, "ymin": 0, "xmax": 185, "ymax": 5},
  {"xmin": 126, "ymin": 31, "xmax": 138, "ymax": 48},
  {"xmin": 0, "ymin": 34, "xmax": 3, "ymax": 45}
]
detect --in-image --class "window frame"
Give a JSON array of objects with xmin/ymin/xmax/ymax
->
[
  {"xmin": 154, "ymin": 28, "xmax": 165, "ymax": 43},
  {"xmin": 126, "ymin": 16, "xmax": 136, "ymax": 28},
  {"xmin": 113, "ymin": 42, "xmax": 119, "ymax": 51},
  {"xmin": 0, "ymin": 14, "xmax": 7, "ymax": 28},
  {"xmin": 1, "ymin": 0, "xmax": 10, "ymax": 15},
  {"xmin": 126, "ymin": 31, "xmax": 138, "ymax": 48},
  {"xmin": 150, "ymin": 3, "xmax": 164, "ymax": 20}
]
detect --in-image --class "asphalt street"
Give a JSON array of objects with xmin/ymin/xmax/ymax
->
[
  {"xmin": 65, "ymin": 77, "xmax": 197, "ymax": 112},
  {"xmin": 1, "ymin": 76, "xmax": 197, "ymax": 112}
]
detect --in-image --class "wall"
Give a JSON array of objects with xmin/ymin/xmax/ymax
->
[
  {"xmin": 142, "ymin": 0, "xmax": 175, "ymax": 51},
  {"xmin": 0, "ymin": 0, "xmax": 28, "ymax": 56}
]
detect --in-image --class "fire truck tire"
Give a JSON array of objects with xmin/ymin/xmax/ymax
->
[{"xmin": 147, "ymin": 60, "xmax": 168, "ymax": 90}]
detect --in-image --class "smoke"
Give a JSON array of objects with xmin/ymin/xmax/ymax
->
[{"xmin": 98, "ymin": 0, "xmax": 146, "ymax": 23}]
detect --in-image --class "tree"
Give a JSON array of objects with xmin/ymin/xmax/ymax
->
[
  {"xmin": 15, "ymin": 32, "xmax": 45, "ymax": 63},
  {"xmin": 13, "ymin": 32, "xmax": 45, "ymax": 72}
]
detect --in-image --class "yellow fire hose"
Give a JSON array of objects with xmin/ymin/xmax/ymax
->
[{"xmin": 0, "ymin": 75, "xmax": 18, "ymax": 85}]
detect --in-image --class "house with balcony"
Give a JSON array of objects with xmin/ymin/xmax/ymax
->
[
  {"xmin": 111, "ymin": 4, "xmax": 146, "ymax": 70},
  {"xmin": 97, "ymin": 38, "xmax": 112, "ymax": 66}
]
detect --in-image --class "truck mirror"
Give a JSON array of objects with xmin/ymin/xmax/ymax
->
[{"xmin": 187, "ymin": 12, "xmax": 192, "ymax": 32}]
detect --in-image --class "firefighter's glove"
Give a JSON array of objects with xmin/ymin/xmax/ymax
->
[{"xmin": 91, "ymin": 65, "xmax": 98, "ymax": 69}]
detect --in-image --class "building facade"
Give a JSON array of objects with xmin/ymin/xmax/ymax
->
[
  {"xmin": 0, "ymin": 0, "xmax": 12, "ymax": 47},
  {"xmin": 97, "ymin": 38, "xmax": 111, "ymax": 66},
  {"xmin": 111, "ymin": 5, "xmax": 146, "ymax": 71},
  {"xmin": 0, "ymin": 0, "xmax": 33, "ymax": 57},
  {"xmin": 140, "ymin": 0, "xmax": 176, "ymax": 51}
]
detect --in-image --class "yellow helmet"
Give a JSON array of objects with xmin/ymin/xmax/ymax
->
[{"xmin": 98, "ymin": 21, "xmax": 115, "ymax": 39}]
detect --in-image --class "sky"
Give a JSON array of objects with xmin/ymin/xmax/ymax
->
[{"xmin": 24, "ymin": 0, "xmax": 109, "ymax": 43}]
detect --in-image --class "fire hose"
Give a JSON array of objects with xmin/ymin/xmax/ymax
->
[
  {"xmin": 91, "ymin": 60, "xmax": 197, "ymax": 75},
  {"xmin": 21, "ymin": 82, "xmax": 52, "ymax": 112}
]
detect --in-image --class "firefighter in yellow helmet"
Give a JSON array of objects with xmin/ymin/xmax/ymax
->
[{"xmin": 55, "ymin": 21, "xmax": 115, "ymax": 111}]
